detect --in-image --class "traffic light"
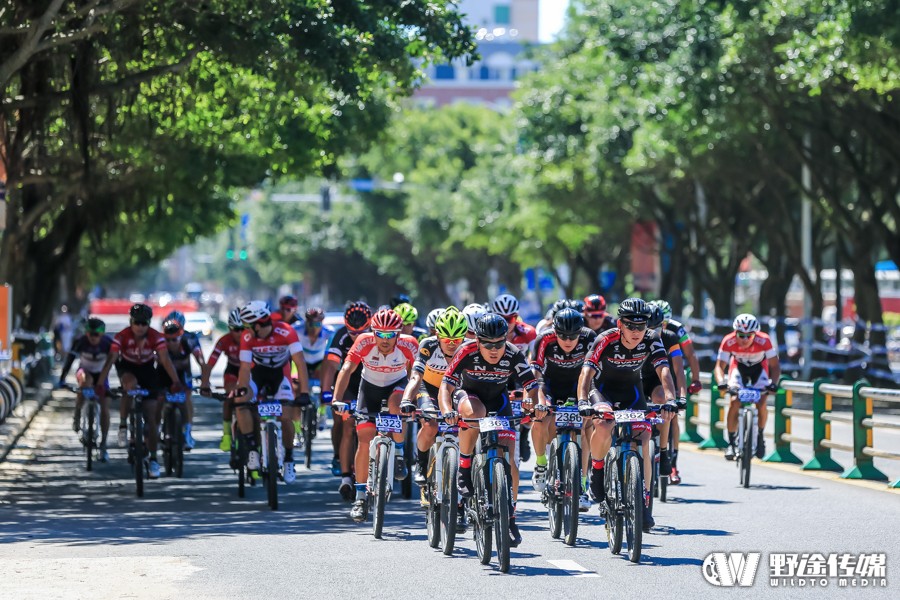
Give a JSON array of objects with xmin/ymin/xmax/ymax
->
[{"xmin": 226, "ymin": 249, "xmax": 235, "ymax": 260}]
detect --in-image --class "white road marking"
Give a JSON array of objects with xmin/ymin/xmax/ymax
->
[{"xmin": 547, "ymin": 559, "xmax": 600, "ymax": 577}]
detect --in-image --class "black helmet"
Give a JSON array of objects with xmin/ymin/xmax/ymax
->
[
  {"xmin": 553, "ymin": 308, "xmax": 584, "ymax": 336},
  {"xmin": 475, "ymin": 313, "xmax": 509, "ymax": 339},
  {"xmin": 648, "ymin": 305, "xmax": 664, "ymax": 329},
  {"xmin": 85, "ymin": 317, "xmax": 106, "ymax": 334},
  {"xmin": 617, "ymin": 298, "xmax": 651, "ymax": 323},
  {"xmin": 130, "ymin": 303, "xmax": 153, "ymax": 322},
  {"xmin": 390, "ymin": 293, "xmax": 411, "ymax": 308},
  {"xmin": 567, "ymin": 298, "xmax": 585, "ymax": 313},
  {"xmin": 344, "ymin": 301, "xmax": 372, "ymax": 331}
]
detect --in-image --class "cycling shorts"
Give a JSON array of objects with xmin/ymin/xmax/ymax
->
[
  {"xmin": 590, "ymin": 382, "xmax": 647, "ymax": 411},
  {"xmin": 727, "ymin": 369, "xmax": 770, "ymax": 392},
  {"xmin": 250, "ymin": 366, "xmax": 294, "ymax": 402},
  {"xmin": 115, "ymin": 360, "xmax": 159, "ymax": 394},
  {"xmin": 358, "ymin": 377, "xmax": 408, "ymax": 415}
]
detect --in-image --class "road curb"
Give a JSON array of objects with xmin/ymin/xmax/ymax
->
[{"xmin": 0, "ymin": 384, "xmax": 53, "ymax": 464}]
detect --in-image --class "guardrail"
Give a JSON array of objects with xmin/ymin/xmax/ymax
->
[
  {"xmin": 681, "ymin": 371, "xmax": 900, "ymax": 489},
  {"xmin": 0, "ymin": 331, "xmax": 53, "ymax": 426}
]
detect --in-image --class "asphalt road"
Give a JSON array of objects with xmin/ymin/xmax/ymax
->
[{"xmin": 0, "ymin": 389, "xmax": 897, "ymax": 600}]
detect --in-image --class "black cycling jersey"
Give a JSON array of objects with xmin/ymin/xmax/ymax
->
[
  {"xmin": 59, "ymin": 334, "xmax": 113, "ymax": 380},
  {"xmin": 326, "ymin": 326, "xmax": 362, "ymax": 397},
  {"xmin": 443, "ymin": 339, "xmax": 538, "ymax": 401},
  {"xmin": 412, "ymin": 336, "xmax": 450, "ymax": 398},
  {"xmin": 532, "ymin": 327, "xmax": 597, "ymax": 401},
  {"xmin": 664, "ymin": 318, "xmax": 691, "ymax": 344},
  {"xmin": 585, "ymin": 328, "xmax": 669, "ymax": 386}
]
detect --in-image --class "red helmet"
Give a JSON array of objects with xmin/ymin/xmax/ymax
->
[
  {"xmin": 279, "ymin": 295, "xmax": 298, "ymax": 308},
  {"xmin": 584, "ymin": 294, "xmax": 607, "ymax": 312},
  {"xmin": 371, "ymin": 308, "xmax": 402, "ymax": 332},
  {"xmin": 305, "ymin": 307, "xmax": 325, "ymax": 321}
]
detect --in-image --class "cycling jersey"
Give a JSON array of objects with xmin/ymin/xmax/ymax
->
[
  {"xmin": 346, "ymin": 333, "xmax": 418, "ymax": 388},
  {"xmin": 664, "ymin": 318, "xmax": 692, "ymax": 346},
  {"xmin": 585, "ymin": 329, "xmax": 669, "ymax": 386},
  {"xmin": 239, "ymin": 321, "xmax": 302, "ymax": 371},
  {"xmin": 208, "ymin": 333, "xmax": 241, "ymax": 369},
  {"xmin": 112, "ymin": 327, "xmax": 167, "ymax": 365},
  {"xmin": 443, "ymin": 340, "xmax": 538, "ymax": 403},
  {"xmin": 165, "ymin": 334, "xmax": 203, "ymax": 372},
  {"xmin": 413, "ymin": 336, "xmax": 451, "ymax": 398},
  {"xmin": 718, "ymin": 331, "xmax": 777, "ymax": 387},
  {"xmin": 642, "ymin": 328, "xmax": 683, "ymax": 395},
  {"xmin": 299, "ymin": 325, "xmax": 334, "ymax": 364},
  {"xmin": 532, "ymin": 327, "xmax": 597, "ymax": 401},
  {"xmin": 60, "ymin": 334, "xmax": 113, "ymax": 379},
  {"xmin": 509, "ymin": 321, "xmax": 536, "ymax": 354}
]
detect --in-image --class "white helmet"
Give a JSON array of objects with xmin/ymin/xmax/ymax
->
[
  {"xmin": 425, "ymin": 308, "xmax": 444, "ymax": 331},
  {"xmin": 733, "ymin": 313, "xmax": 760, "ymax": 334},
  {"xmin": 227, "ymin": 307, "xmax": 243, "ymax": 328},
  {"xmin": 491, "ymin": 293, "xmax": 519, "ymax": 317},
  {"xmin": 239, "ymin": 300, "xmax": 271, "ymax": 325},
  {"xmin": 462, "ymin": 303, "xmax": 487, "ymax": 333}
]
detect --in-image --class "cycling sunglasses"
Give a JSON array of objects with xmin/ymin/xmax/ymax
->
[
  {"xmin": 374, "ymin": 330, "xmax": 399, "ymax": 340},
  {"xmin": 620, "ymin": 320, "xmax": 647, "ymax": 332},
  {"xmin": 439, "ymin": 336, "xmax": 465, "ymax": 344},
  {"xmin": 308, "ymin": 320, "xmax": 324, "ymax": 328},
  {"xmin": 736, "ymin": 332, "xmax": 755, "ymax": 339},
  {"xmin": 556, "ymin": 332, "xmax": 580, "ymax": 341},
  {"xmin": 478, "ymin": 338, "xmax": 506, "ymax": 350},
  {"xmin": 132, "ymin": 320, "xmax": 150, "ymax": 326},
  {"xmin": 585, "ymin": 312, "xmax": 605, "ymax": 319}
]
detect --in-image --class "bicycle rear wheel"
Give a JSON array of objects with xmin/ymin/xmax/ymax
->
[
  {"xmin": 740, "ymin": 411, "xmax": 753, "ymax": 488},
  {"xmin": 133, "ymin": 409, "xmax": 144, "ymax": 498},
  {"xmin": 440, "ymin": 445, "xmax": 459, "ymax": 555},
  {"xmin": 235, "ymin": 437, "xmax": 245, "ymax": 498},
  {"xmin": 492, "ymin": 460, "xmax": 511, "ymax": 573},
  {"xmin": 173, "ymin": 408, "xmax": 184, "ymax": 478},
  {"xmin": 401, "ymin": 421, "xmax": 415, "ymax": 499},
  {"xmin": 85, "ymin": 402, "xmax": 95, "ymax": 472},
  {"xmin": 605, "ymin": 449, "xmax": 622, "ymax": 554},
  {"xmin": 373, "ymin": 442, "xmax": 390, "ymax": 539},
  {"xmin": 303, "ymin": 406, "xmax": 315, "ymax": 469},
  {"xmin": 265, "ymin": 422, "xmax": 279, "ymax": 510},
  {"xmin": 473, "ymin": 462, "xmax": 492, "ymax": 565},
  {"xmin": 624, "ymin": 453, "xmax": 643, "ymax": 563},
  {"xmin": 562, "ymin": 442, "xmax": 580, "ymax": 546},
  {"xmin": 426, "ymin": 449, "xmax": 440, "ymax": 549}
]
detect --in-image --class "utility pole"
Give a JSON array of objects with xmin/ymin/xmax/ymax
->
[{"xmin": 801, "ymin": 133, "xmax": 813, "ymax": 379}]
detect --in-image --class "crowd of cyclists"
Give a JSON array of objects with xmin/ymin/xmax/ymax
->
[{"xmin": 58, "ymin": 290, "xmax": 782, "ymax": 551}]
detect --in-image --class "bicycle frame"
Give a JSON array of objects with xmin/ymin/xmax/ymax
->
[{"xmin": 735, "ymin": 388, "xmax": 760, "ymax": 458}]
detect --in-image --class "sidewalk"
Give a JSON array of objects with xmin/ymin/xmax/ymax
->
[{"xmin": 0, "ymin": 383, "xmax": 53, "ymax": 463}]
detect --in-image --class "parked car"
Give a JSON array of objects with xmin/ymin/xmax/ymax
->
[{"xmin": 184, "ymin": 312, "xmax": 215, "ymax": 338}]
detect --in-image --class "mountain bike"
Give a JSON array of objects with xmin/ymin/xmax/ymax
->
[
  {"xmin": 68, "ymin": 384, "xmax": 102, "ymax": 471},
  {"xmin": 161, "ymin": 391, "xmax": 187, "ymax": 478},
  {"xmin": 113, "ymin": 387, "xmax": 151, "ymax": 498},
  {"xmin": 734, "ymin": 387, "xmax": 762, "ymax": 488},
  {"xmin": 257, "ymin": 396, "xmax": 289, "ymax": 510},
  {"xmin": 298, "ymin": 377, "xmax": 320, "ymax": 470},
  {"xmin": 420, "ymin": 410, "xmax": 461, "ymax": 554},
  {"xmin": 207, "ymin": 389, "xmax": 255, "ymax": 498},
  {"xmin": 542, "ymin": 401, "xmax": 582, "ymax": 546}
]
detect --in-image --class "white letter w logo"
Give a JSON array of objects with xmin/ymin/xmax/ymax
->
[{"xmin": 702, "ymin": 552, "xmax": 761, "ymax": 587}]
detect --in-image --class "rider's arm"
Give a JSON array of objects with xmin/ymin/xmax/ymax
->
[
  {"xmin": 671, "ymin": 352, "xmax": 688, "ymax": 398},
  {"xmin": 713, "ymin": 359, "xmax": 728, "ymax": 388},
  {"xmin": 654, "ymin": 363, "xmax": 677, "ymax": 403},
  {"xmin": 577, "ymin": 365, "xmax": 594, "ymax": 402},
  {"xmin": 96, "ymin": 348, "xmax": 119, "ymax": 385},
  {"xmin": 320, "ymin": 355, "xmax": 339, "ymax": 393},
  {"xmin": 59, "ymin": 345, "xmax": 79, "ymax": 382},
  {"xmin": 402, "ymin": 370, "xmax": 424, "ymax": 404},
  {"xmin": 768, "ymin": 355, "xmax": 781, "ymax": 386},
  {"xmin": 681, "ymin": 340, "xmax": 702, "ymax": 387},
  {"xmin": 157, "ymin": 349, "xmax": 181, "ymax": 386},
  {"xmin": 437, "ymin": 380, "xmax": 455, "ymax": 415},
  {"xmin": 332, "ymin": 359, "xmax": 359, "ymax": 405}
]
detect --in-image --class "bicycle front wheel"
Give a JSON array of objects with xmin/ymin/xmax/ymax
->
[
  {"xmin": 133, "ymin": 410, "xmax": 144, "ymax": 498},
  {"xmin": 85, "ymin": 402, "xmax": 95, "ymax": 472},
  {"xmin": 303, "ymin": 406, "xmax": 315, "ymax": 469},
  {"xmin": 265, "ymin": 422, "xmax": 279, "ymax": 510},
  {"xmin": 740, "ymin": 410, "xmax": 753, "ymax": 488},
  {"xmin": 373, "ymin": 442, "xmax": 390, "ymax": 539},
  {"xmin": 624, "ymin": 453, "xmax": 643, "ymax": 563},
  {"xmin": 440, "ymin": 445, "xmax": 459, "ymax": 556},
  {"xmin": 426, "ymin": 448, "xmax": 440, "ymax": 549},
  {"xmin": 562, "ymin": 442, "xmax": 580, "ymax": 546},
  {"xmin": 473, "ymin": 462, "xmax": 492, "ymax": 565},
  {"xmin": 547, "ymin": 440, "xmax": 562, "ymax": 539},
  {"xmin": 173, "ymin": 408, "xmax": 184, "ymax": 478},
  {"xmin": 492, "ymin": 460, "xmax": 511, "ymax": 573}
]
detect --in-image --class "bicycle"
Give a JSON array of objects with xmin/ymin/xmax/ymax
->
[
  {"xmin": 596, "ymin": 407, "xmax": 662, "ymax": 564},
  {"xmin": 298, "ymin": 377, "xmax": 320, "ymax": 470},
  {"xmin": 734, "ymin": 387, "xmax": 762, "ymax": 488},
  {"xmin": 256, "ymin": 395, "xmax": 290, "ymax": 510},
  {"xmin": 462, "ymin": 413, "xmax": 525, "ymax": 574},
  {"xmin": 161, "ymin": 391, "xmax": 188, "ymax": 478},
  {"xmin": 113, "ymin": 387, "xmax": 151, "ymax": 498},
  {"xmin": 420, "ymin": 410, "xmax": 461, "ymax": 555},
  {"xmin": 67, "ymin": 384, "xmax": 101, "ymax": 471},
  {"xmin": 541, "ymin": 401, "xmax": 582, "ymax": 546},
  {"xmin": 206, "ymin": 389, "xmax": 256, "ymax": 498}
]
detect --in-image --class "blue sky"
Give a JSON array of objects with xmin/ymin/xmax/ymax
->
[{"xmin": 539, "ymin": 0, "xmax": 571, "ymax": 42}]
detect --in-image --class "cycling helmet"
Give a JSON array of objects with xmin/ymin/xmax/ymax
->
[
  {"xmin": 655, "ymin": 300, "xmax": 672, "ymax": 322},
  {"xmin": 648, "ymin": 305, "xmax": 664, "ymax": 329},
  {"xmin": 733, "ymin": 313, "xmax": 760, "ymax": 334},
  {"xmin": 393, "ymin": 302, "xmax": 418, "ymax": 326},
  {"xmin": 475, "ymin": 313, "xmax": 509, "ymax": 339},
  {"xmin": 85, "ymin": 317, "xmax": 106, "ymax": 334},
  {"xmin": 435, "ymin": 307, "xmax": 468, "ymax": 339},
  {"xmin": 553, "ymin": 308, "xmax": 584, "ymax": 336},
  {"xmin": 463, "ymin": 303, "xmax": 487, "ymax": 333},
  {"xmin": 425, "ymin": 308, "xmax": 444, "ymax": 331},
  {"xmin": 163, "ymin": 310, "xmax": 186, "ymax": 327},
  {"xmin": 490, "ymin": 293, "xmax": 519, "ymax": 317},
  {"xmin": 390, "ymin": 294, "xmax": 412, "ymax": 308},
  {"xmin": 279, "ymin": 295, "xmax": 299, "ymax": 308},
  {"xmin": 371, "ymin": 308, "xmax": 403, "ymax": 332},
  {"xmin": 546, "ymin": 298, "xmax": 570, "ymax": 321},
  {"xmin": 617, "ymin": 298, "xmax": 651, "ymax": 323},
  {"xmin": 344, "ymin": 301, "xmax": 372, "ymax": 331},
  {"xmin": 305, "ymin": 306, "xmax": 325, "ymax": 321},
  {"xmin": 239, "ymin": 300, "xmax": 271, "ymax": 325},
  {"xmin": 130, "ymin": 303, "xmax": 153, "ymax": 322},
  {"xmin": 227, "ymin": 308, "xmax": 243, "ymax": 329},
  {"xmin": 568, "ymin": 298, "xmax": 585, "ymax": 313},
  {"xmin": 584, "ymin": 294, "xmax": 607, "ymax": 312},
  {"xmin": 162, "ymin": 319, "xmax": 183, "ymax": 335}
]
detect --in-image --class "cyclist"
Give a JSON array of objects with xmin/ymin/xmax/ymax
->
[
  {"xmin": 529, "ymin": 308, "xmax": 597, "ymax": 511},
  {"xmin": 158, "ymin": 317, "xmax": 206, "ymax": 450},
  {"xmin": 271, "ymin": 294, "xmax": 302, "ymax": 327},
  {"xmin": 583, "ymin": 294, "xmax": 617, "ymax": 334},
  {"xmin": 439, "ymin": 313, "xmax": 540, "ymax": 548},
  {"xmin": 462, "ymin": 303, "xmax": 487, "ymax": 340},
  {"xmin": 322, "ymin": 301, "xmax": 373, "ymax": 499},
  {"xmin": 424, "ymin": 308, "xmax": 444, "ymax": 339},
  {"xmin": 536, "ymin": 299, "xmax": 579, "ymax": 334},
  {"xmin": 96, "ymin": 303, "xmax": 183, "ymax": 479},
  {"xmin": 576, "ymin": 298, "xmax": 678, "ymax": 531},
  {"xmin": 653, "ymin": 299, "xmax": 702, "ymax": 483},
  {"xmin": 235, "ymin": 301, "xmax": 311, "ymax": 484},
  {"xmin": 643, "ymin": 303, "xmax": 687, "ymax": 480},
  {"xmin": 395, "ymin": 302, "xmax": 428, "ymax": 340},
  {"xmin": 200, "ymin": 308, "xmax": 244, "ymax": 451},
  {"xmin": 58, "ymin": 316, "xmax": 113, "ymax": 461},
  {"xmin": 292, "ymin": 306, "xmax": 334, "ymax": 446},
  {"xmin": 332, "ymin": 309, "xmax": 419, "ymax": 522},
  {"xmin": 714, "ymin": 313, "xmax": 781, "ymax": 461}
]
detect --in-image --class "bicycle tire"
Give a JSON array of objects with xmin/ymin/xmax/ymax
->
[
  {"xmin": 303, "ymin": 406, "xmax": 315, "ymax": 469},
  {"xmin": 624, "ymin": 453, "xmax": 643, "ymax": 563},
  {"xmin": 173, "ymin": 408, "xmax": 184, "ymax": 479},
  {"xmin": 440, "ymin": 445, "xmax": 459, "ymax": 556},
  {"xmin": 647, "ymin": 438, "xmax": 657, "ymax": 516},
  {"xmin": 133, "ymin": 409, "xmax": 144, "ymax": 498},
  {"xmin": 373, "ymin": 442, "xmax": 389, "ymax": 539},
  {"xmin": 473, "ymin": 462, "xmax": 492, "ymax": 565},
  {"xmin": 547, "ymin": 440, "xmax": 562, "ymax": 539},
  {"xmin": 85, "ymin": 401, "xmax": 95, "ymax": 472},
  {"xmin": 0, "ymin": 385, "xmax": 8, "ymax": 423},
  {"xmin": 236, "ymin": 437, "xmax": 245, "ymax": 498},
  {"xmin": 5, "ymin": 373, "xmax": 24, "ymax": 405},
  {"xmin": 605, "ymin": 449, "xmax": 622, "ymax": 554},
  {"xmin": 493, "ymin": 460, "xmax": 511, "ymax": 573},
  {"xmin": 163, "ymin": 407, "xmax": 174, "ymax": 477},
  {"xmin": 426, "ymin": 448, "xmax": 440, "ymax": 549},
  {"xmin": 0, "ymin": 379, "xmax": 15, "ymax": 419},
  {"xmin": 401, "ymin": 421, "xmax": 415, "ymax": 499},
  {"xmin": 266, "ymin": 422, "xmax": 278, "ymax": 510},
  {"xmin": 562, "ymin": 442, "xmax": 580, "ymax": 546},
  {"xmin": 741, "ymin": 410, "xmax": 753, "ymax": 488}
]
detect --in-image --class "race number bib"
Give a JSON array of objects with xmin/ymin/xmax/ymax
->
[
  {"xmin": 555, "ymin": 406, "xmax": 582, "ymax": 429},
  {"xmin": 166, "ymin": 392, "xmax": 186, "ymax": 404},
  {"xmin": 613, "ymin": 410, "xmax": 646, "ymax": 423},
  {"xmin": 738, "ymin": 388, "xmax": 762, "ymax": 403},
  {"xmin": 479, "ymin": 417, "xmax": 510, "ymax": 432},
  {"xmin": 257, "ymin": 402, "xmax": 283, "ymax": 417},
  {"xmin": 375, "ymin": 413, "xmax": 403, "ymax": 433}
]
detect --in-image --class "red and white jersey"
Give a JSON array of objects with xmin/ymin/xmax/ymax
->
[
  {"xmin": 717, "ymin": 332, "xmax": 777, "ymax": 371},
  {"xmin": 508, "ymin": 321, "xmax": 537, "ymax": 354},
  {"xmin": 346, "ymin": 333, "xmax": 419, "ymax": 387},
  {"xmin": 111, "ymin": 326, "xmax": 166, "ymax": 365},
  {"xmin": 209, "ymin": 333, "xmax": 242, "ymax": 368},
  {"xmin": 239, "ymin": 321, "xmax": 302, "ymax": 369}
]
